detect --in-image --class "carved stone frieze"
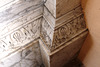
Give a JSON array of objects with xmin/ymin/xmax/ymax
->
[
  {"xmin": 40, "ymin": 19, "xmax": 54, "ymax": 50},
  {"xmin": 41, "ymin": 14, "xmax": 87, "ymax": 51},
  {"xmin": 0, "ymin": 0, "xmax": 88, "ymax": 67},
  {"xmin": 41, "ymin": 5, "xmax": 87, "ymax": 52},
  {"xmin": 52, "ymin": 14, "xmax": 87, "ymax": 51},
  {"xmin": 0, "ymin": 0, "xmax": 44, "ymax": 62},
  {"xmin": 0, "ymin": 18, "xmax": 42, "ymax": 59}
]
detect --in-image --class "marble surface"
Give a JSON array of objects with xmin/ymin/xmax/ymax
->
[
  {"xmin": 0, "ymin": 0, "xmax": 88, "ymax": 67},
  {"xmin": 42, "ymin": 5, "xmax": 87, "ymax": 51},
  {"xmin": 45, "ymin": 0, "xmax": 56, "ymax": 17},
  {"xmin": 40, "ymin": 0, "xmax": 88, "ymax": 67},
  {"xmin": 45, "ymin": 0, "xmax": 81, "ymax": 18},
  {"xmin": 40, "ymin": 18, "xmax": 54, "ymax": 51},
  {"xmin": 0, "ymin": 17, "xmax": 42, "ymax": 60},
  {"xmin": 0, "ymin": 0, "xmax": 44, "ymax": 67},
  {"xmin": 0, "ymin": 5, "xmax": 43, "ymax": 37},
  {"xmin": 0, "ymin": 0, "xmax": 44, "ymax": 60},
  {"xmin": 0, "ymin": 41, "xmax": 42, "ymax": 67}
]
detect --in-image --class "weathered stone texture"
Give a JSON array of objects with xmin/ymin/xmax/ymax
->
[
  {"xmin": 45, "ymin": 0, "xmax": 81, "ymax": 18},
  {"xmin": 45, "ymin": 0, "xmax": 56, "ymax": 17},
  {"xmin": 0, "ymin": 0, "xmax": 44, "ymax": 62},
  {"xmin": 50, "ymin": 31, "xmax": 88, "ymax": 67},
  {"xmin": 56, "ymin": 0, "xmax": 81, "ymax": 18},
  {"xmin": 0, "ymin": 41, "xmax": 42, "ymax": 67},
  {"xmin": 40, "ymin": 0, "xmax": 88, "ymax": 67},
  {"xmin": 0, "ymin": 7, "xmax": 43, "ymax": 37},
  {"xmin": 0, "ymin": 18, "xmax": 42, "ymax": 59},
  {"xmin": 52, "ymin": 14, "xmax": 87, "ymax": 51},
  {"xmin": 0, "ymin": 0, "xmax": 43, "ymax": 26},
  {"xmin": 40, "ymin": 18, "xmax": 54, "ymax": 51},
  {"xmin": 42, "ymin": 5, "xmax": 87, "ymax": 52},
  {"xmin": 43, "ymin": 7, "xmax": 55, "ymax": 28},
  {"xmin": 0, "ymin": 0, "xmax": 88, "ymax": 67}
]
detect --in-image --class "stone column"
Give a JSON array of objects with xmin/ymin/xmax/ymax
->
[{"xmin": 40, "ymin": 0, "xmax": 88, "ymax": 67}]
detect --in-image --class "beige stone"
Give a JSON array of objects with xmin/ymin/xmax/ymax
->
[
  {"xmin": 40, "ymin": 0, "xmax": 88, "ymax": 67},
  {"xmin": 0, "ymin": 0, "xmax": 88, "ymax": 67}
]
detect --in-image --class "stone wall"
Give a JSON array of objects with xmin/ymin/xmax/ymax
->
[
  {"xmin": 0, "ymin": 0, "xmax": 44, "ymax": 67},
  {"xmin": 0, "ymin": 0, "xmax": 88, "ymax": 67}
]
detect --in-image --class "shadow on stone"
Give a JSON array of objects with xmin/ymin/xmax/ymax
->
[{"xmin": 63, "ymin": 58, "xmax": 84, "ymax": 67}]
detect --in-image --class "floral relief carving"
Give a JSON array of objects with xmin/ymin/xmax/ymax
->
[
  {"xmin": 0, "ymin": 1, "xmax": 87, "ymax": 63},
  {"xmin": 0, "ymin": 0, "xmax": 88, "ymax": 66},
  {"xmin": 51, "ymin": 14, "xmax": 86, "ymax": 51},
  {"xmin": 0, "ymin": 18, "xmax": 41, "ymax": 52},
  {"xmin": 41, "ymin": 14, "xmax": 86, "ymax": 51},
  {"xmin": 40, "ymin": 14, "xmax": 86, "ymax": 51}
]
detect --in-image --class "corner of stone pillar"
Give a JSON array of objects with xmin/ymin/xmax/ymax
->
[{"xmin": 40, "ymin": 0, "xmax": 88, "ymax": 67}]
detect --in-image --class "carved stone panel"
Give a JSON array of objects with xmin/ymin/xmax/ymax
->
[
  {"xmin": 40, "ymin": 18, "xmax": 54, "ymax": 51},
  {"xmin": 41, "ymin": 14, "xmax": 87, "ymax": 51},
  {"xmin": 0, "ymin": 18, "xmax": 42, "ymax": 59},
  {"xmin": 52, "ymin": 14, "xmax": 87, "ymax": 51},
  {"xmin": 42, "ymin": 5, "xmax": 87, "ymax": 52},
  {"xmin": 0, "ymin": 0, "xmax": 44, "ymax": 64},
  {"xmin": 0, "ymin": 0, "xmax": 88, "ymax": 67}
]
